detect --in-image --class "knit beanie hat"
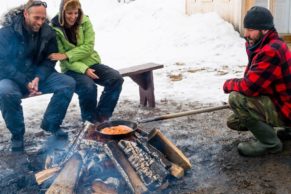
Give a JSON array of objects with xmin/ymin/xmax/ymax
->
[
  {"xmin": 59, "ymin": 0, "xmax": 83, "ymax": 26},
  {"xmin": 243, "ymin": 6, "xmax": 274, "ymax": 30}
]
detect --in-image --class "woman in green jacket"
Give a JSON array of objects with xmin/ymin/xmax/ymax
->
[{"xmin": 49, "ymin": 0, "xmax": 123, "ymax": 123}]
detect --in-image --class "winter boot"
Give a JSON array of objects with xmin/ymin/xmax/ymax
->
[
  {"xmin": 52, "ymin": 129, "xmax": 68, "ymax": 139},
  {"xmin": 227, "ymin": 114, "xmax": 248, "ymax": 131},
  {"xmin": 11, "ymin": 137, "xmax": 24, "ymax": 152},
  {"xmin": 41, "ymin": 121, "xmax": 68, "ymax": 139},
  {"xmin": 238, "ymin": 119, "xmax": 282, "ymax": 157},
  {"xmin": 96, "ymin": 115, "xmax": 109, "ymax": 123}
]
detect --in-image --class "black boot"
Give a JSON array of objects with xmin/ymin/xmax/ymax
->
[
  {"xmin": 52, "ymin": 129, "xmax": 68, "ymax": 139},
  {"xmin": 41, "ymin": 122, "xmax": 68, "ymax": 139},
  {"xmin": 11, "ymin": 136, "xmax": 24, "ymax": 152}
]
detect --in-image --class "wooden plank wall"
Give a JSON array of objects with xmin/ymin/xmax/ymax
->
[
  {"xmin": 185, "ymin": 0, "xmax": 241, "ymax": 31},
  {"xmin": 185, "ymin": 0, "xmax": 256, "ymax": 34},
  {"xmin": 185, "ymin": 0, "xmax": 291, "ymax": 48}
]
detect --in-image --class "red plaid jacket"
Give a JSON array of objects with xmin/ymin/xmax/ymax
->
[{"xmin": 223, "ymin": 29, "xmax": 291, "ymax": 125}]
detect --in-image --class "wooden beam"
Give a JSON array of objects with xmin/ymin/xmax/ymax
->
[
  {"xmin": 105, "ymin": 141, "xmax": 148, "ymax": 194},
  {"xmin": 35, "ymin": 166, "xmax": 61, "ymax": 185},
  {"xmin": 148, "ymin": 129, "xmax": 192, "ymax": 170},
  {"xmin": 118, "ymin": 63, "xmax": 163, "ymax": 77},
  {"xmin": 46, "ymin": 153, "xmax": 83, "ymax": 194},
  {"xmin": 170, "ymin": 163, "xmax": 184, "ymax": 179},
  {"xmin": 92, "ymin": 180, "xmax": 117, "ymax": 194}
]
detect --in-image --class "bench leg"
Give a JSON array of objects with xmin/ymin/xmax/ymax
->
[{"xmin": 129, "ymin": 71, "xmax": 156, "ymax": 107}]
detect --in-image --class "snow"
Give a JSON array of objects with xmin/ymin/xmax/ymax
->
[{"xmin": 0, "ymin": 0, "xmax": 247, "ymax": 128}]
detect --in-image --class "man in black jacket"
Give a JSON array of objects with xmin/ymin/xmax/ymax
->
[{"xmin": 0, "ymin": 1, "xmax": 76, "ymax": 151}]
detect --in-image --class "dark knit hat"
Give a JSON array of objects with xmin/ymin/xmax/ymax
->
[
  {"xmin": 59, "ymin": 0, "xmax": 83, "ymax": 26},
  {"xmin": 243, "ymin": 6, "xmax": 274, "ymax": 30}
]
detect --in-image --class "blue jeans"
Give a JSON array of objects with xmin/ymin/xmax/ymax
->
[
  {"xmin": 0, "ymin": 72, "xmax": 75, "ymax": 140},
  {"xmin": 65, "ymin": 64, "xmax": 123, "ymax": 122}
]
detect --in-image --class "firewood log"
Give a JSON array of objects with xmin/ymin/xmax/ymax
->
[
  {"xmin": 170, "ymin": 163, "xmax": 184, "ymax": 178},
  {"xmin": 35, "ymin": 166, "xmax": 61, "ymax": 185},
  {"xmin": 148, "ymin": 128, "xmax": 192, "ymax": 170},
  {"xmin": 91, "ymin": 180, "xmax": 117, "ymax": 194},
  {"xmin": 45, "ymin": 153, "xmax": 83, "ymax": 194},
  {"xmin": 104, "ymin": 141, "xmax": 148, "ymax": 194}
]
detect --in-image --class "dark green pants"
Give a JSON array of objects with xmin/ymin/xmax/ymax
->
[{"xmin": 227, "ymin": 92, "xmax": 284, "ymax": 131}]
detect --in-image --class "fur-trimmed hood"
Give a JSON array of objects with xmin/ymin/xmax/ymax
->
[
  {"xmin": 59, "ymin": 0, "xmax": 83, "ymax": 27},
  {"xmin": 0, "ymin": 5, "xmax": 50, "ymax": 28},
  {"xmin": 0, "ymin": 5, "xmax": 25, "ymax": 27},
  {"xmin": 0, "ymin": 4, "xmax": 54, "ymax": 43}
]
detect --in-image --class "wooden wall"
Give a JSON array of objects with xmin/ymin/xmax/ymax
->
[
  {"xmin": 185, "ymin": 0, "xmax": 246, "ymax": 33},
  {"xmin": 185, "ymin": 0, "xmax": 291, "ymax": 46}
]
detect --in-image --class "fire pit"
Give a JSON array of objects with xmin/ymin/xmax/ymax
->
[{"xmin": 35, "ymin": 122, "xmax": 191, "ymax": 194}]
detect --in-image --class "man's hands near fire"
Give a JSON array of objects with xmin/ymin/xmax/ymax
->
[{"xmin": 27, "ymin": 77, "xmax": 42, "ymax": 97}]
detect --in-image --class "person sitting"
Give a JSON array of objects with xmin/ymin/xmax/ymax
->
[
  {"xmin": 0, "ymin": 0, "xmax": 76, "ymax": 151},
  {"xmin": 49, "ymin": 0, "xmax": 124, "ymax": 124}
]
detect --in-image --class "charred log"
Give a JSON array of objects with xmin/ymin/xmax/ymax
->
[
  {"xmin": 45, "ymin": 153, "xmax": 83, "ymax": 194},
  {"xmin": 118, "ymin": 140, "xmax": 169, "ymax": 191},
  {"xmin": 104, "ymin": 141, "xmax": 148, "ymax": 194}
]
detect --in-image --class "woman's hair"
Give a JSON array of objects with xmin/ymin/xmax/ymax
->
[
  {"xmin": 59, "ymin": 0, "xmax": 83, "ymax": 26},
  {"xmin": 59, "ymin": 0, "xmax": 83, "ymax": 44}
]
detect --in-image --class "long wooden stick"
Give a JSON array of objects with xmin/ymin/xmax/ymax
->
[{"xmin": 139, "ymin": 104, "xmax": 230, "ymax": 123}]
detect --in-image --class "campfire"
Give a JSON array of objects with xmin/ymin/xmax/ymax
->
[{"xmin": 35, "ymin": 122, "xmax": 192, "ymax": 194}]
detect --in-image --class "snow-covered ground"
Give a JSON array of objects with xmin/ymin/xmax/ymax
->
[{"xmin": 0, "ymin": 0, "xmax": 247, "ymax": 127}]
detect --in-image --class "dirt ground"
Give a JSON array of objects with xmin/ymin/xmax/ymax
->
[{"xmin": 0, "ymin": 99, "xmax": 291, "ymax": 194}]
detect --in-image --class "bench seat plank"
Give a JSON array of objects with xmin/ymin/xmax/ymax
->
[{"xmin": 119, "ymin": 63, "xmax": 163, "ymax": 77}]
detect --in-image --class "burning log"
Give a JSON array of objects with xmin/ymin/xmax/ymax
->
[
  {"xmin": 118, "ymin": 140, "xmax": 169, "ymax": 190},
  {"xmin": 35, "ymin": 166, "xmax": 61, "ymax": 185},
  {"xmin": 135, "ymin": 138, "xmax": 184, "ymax": 179},
  {"xmin": 35, "ymin": 122, "xmax": 95, "ymax": 185},
  {"xmin": 135, "ymin": 128, "xmax": 186, "ymax": 179},
  {"xmin": 91, "ymin": 178, "xmax": 118, "ymax": 194},
  {"xmin": 169, "ymin": 163, "xmax": 184, "ymax": 178},
  {"xmin": 148, "ymin": 128, "xmax": 192, "ymax": 170},
  {"xmin": 45, "ymin": 153, "xmax": 83, "ymax": 194},
  {"xmin": 104, "ymin": 141, "xmax": 148, "ymax": 194}
]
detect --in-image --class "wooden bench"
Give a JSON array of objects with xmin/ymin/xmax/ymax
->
[
  {"xmin": 118, "ymin": 63, "xmax": 164, "ymax": 108},
  {"xmin": 24, "ymin": 63, "xmax": 163, "ymax": 108}
]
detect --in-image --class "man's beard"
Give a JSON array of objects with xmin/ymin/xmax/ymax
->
[{"xmin": 246, "ymin": 31, "xmax": 264, "ymax": 47}]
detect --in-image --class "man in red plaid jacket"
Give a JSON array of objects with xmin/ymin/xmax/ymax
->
[{"xmin": 223, "ymin": 6, "xmax": 291, "ymax": 157}]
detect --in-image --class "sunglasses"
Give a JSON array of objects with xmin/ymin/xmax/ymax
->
[{"xmin": 26, "ymin": 0, "xmax": 47, "ymax": 9}]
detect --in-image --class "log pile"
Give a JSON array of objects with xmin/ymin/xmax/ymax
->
[{"xmin": 35, "ymin": 123, "xmax": 191, "ymax": 194}]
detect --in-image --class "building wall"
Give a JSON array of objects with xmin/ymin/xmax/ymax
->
[
  {"xmin": 185, "ymin": 0, "xmax": 291, "ymax": 35},
  {"xmin": 185, "ymin": 0, "xmax": 244, "ymax": 32}
]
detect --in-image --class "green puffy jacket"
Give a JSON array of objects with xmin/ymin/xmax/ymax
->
[{"xmin": 52, "ymin": 15, "xmax": 101, "ymax": 74}]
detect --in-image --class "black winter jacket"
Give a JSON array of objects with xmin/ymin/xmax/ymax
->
[{"xmin": 0, "ymin": 7, "xmax": 58, "ymax": 94}]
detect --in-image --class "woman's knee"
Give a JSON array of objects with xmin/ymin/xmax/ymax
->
[
  {"xmin": 114, "ymin": 75, "xmax": 124, "ymax": 86},
  {"xmin": 76, "ymin": 80, "xmax": 97, "ymax": 96}
]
